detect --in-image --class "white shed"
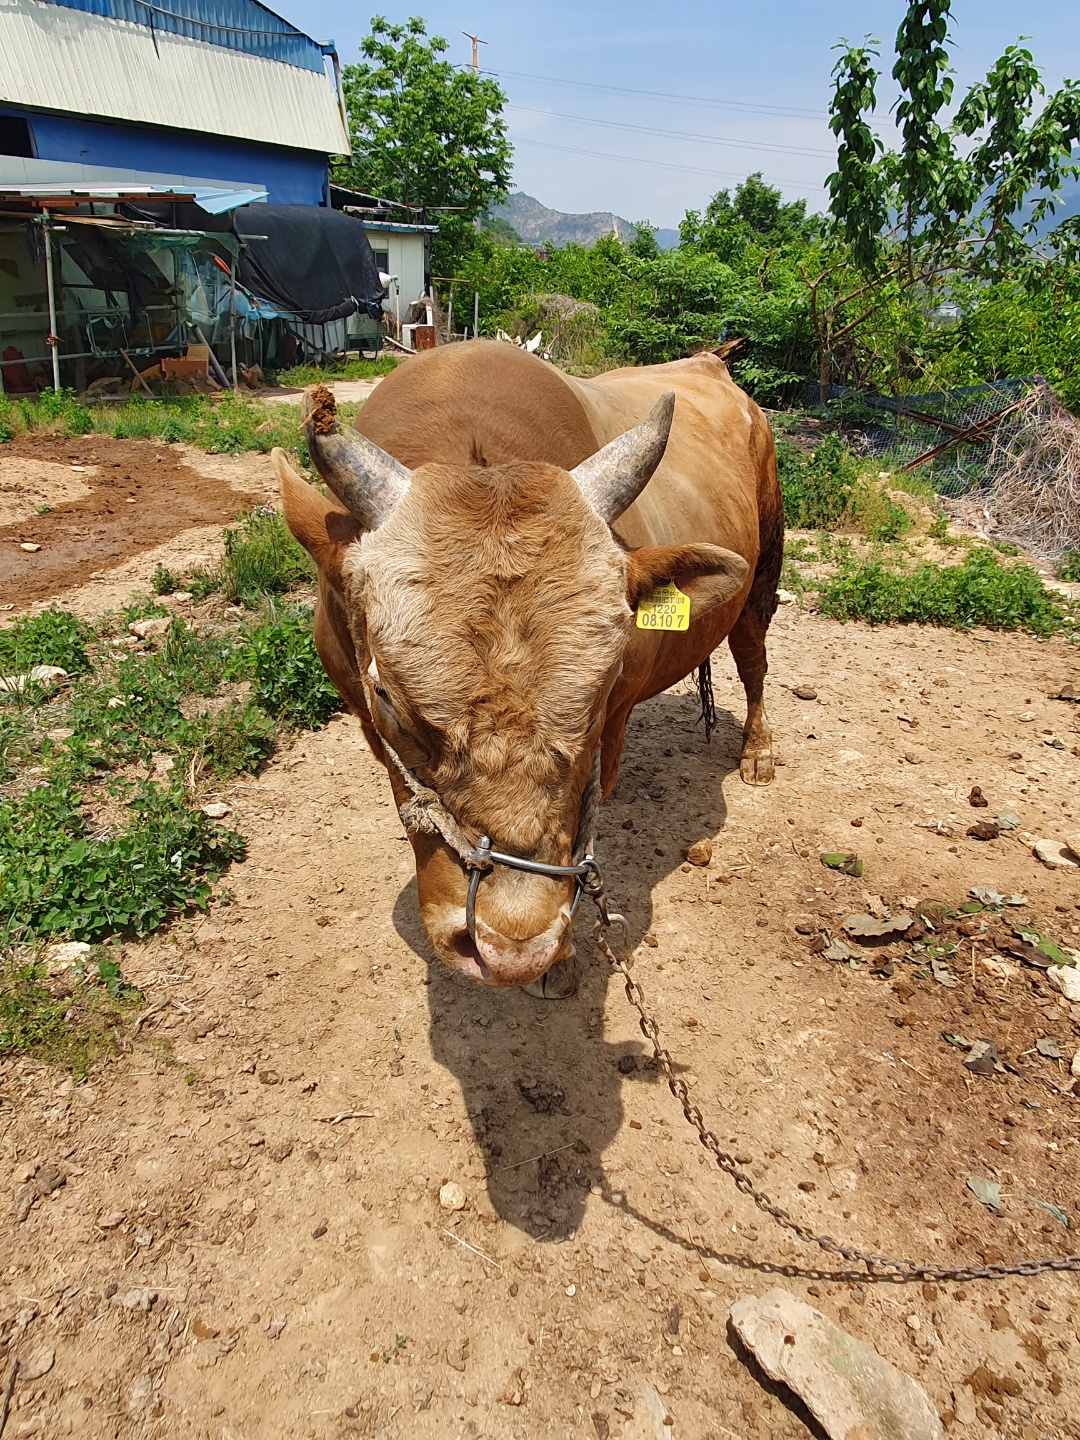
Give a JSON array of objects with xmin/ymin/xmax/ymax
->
[{"xmin": 361, "ymin": 221, "xmax": 436, "ymax": 323}]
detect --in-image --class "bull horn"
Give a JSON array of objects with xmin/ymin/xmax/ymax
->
[
  {"xmin": 570, "ymin": 390, "xmax": 675, "ymax": 524},
  {"xmin": 301, "ymin": 384, "xmax": 410, "ymax": 529}
]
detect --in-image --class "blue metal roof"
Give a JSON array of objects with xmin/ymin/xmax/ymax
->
[{"xmin": 37, "ymin": 0, "xmax": 332, "ymax": 72}]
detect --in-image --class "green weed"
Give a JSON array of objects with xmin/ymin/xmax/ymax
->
[
  {"xmin": 189, "ymin": 701, "xmax": 276, "ymax": 782},
  {"xmin": 776, "ymin": 435, "xmax": 860, "ymax": 529},
  {"xmin": 1057, "ymin": 550, "xmax": 1080, "ymax": 582},
  {"xmin": 151, "ymin": 564, "xmax": 180, "ymax": 595},
  {"xmin": 0, "ymin": 608, "xmax": 92, "ymax": 677},
  {"xmin": 222, "ymin": 506, "xmax": 315, "ymax": 607},
  {"xmin": 784, "ymin": 536, "xmax": 817, "ymax": 562},
  {"xmin": 243, "ymin": 607, "xmax": 341, "ymax": 730},
  {"xmin": 0, "ymin": 780, "xmax": 245, "ymax": 942},
  {"xmin": 817, "ymin": 547, "xmax": 1069, "ymax": 637},
  {"xmin": 0, "ymin": 390, "xmax": 305, "ymax": 456},
  {"xmin": 928, "ymin": 512, "xmax": 949, "ymax": 540}
]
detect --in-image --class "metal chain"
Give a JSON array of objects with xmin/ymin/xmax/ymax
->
[{"xmin": 589, "ymin": 896, "xmax": 1080, "ymax": 1283}]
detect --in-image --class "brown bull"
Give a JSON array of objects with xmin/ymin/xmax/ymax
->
[{"xmin": 275, "ymin": 340, "xmax": 782, "ymax": 995}]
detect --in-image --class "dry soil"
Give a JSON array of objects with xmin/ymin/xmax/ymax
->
[{"xmin": 1, "ymin": 442, "xmax": 1079, "ymax": 1440}]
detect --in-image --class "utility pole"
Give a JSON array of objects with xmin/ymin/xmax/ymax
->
[{"xmin": 461, "ymin": 31, "xmax": 486, "ymax": 72}]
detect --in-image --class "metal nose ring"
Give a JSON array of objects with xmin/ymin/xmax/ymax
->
[{"xmin": 465, "ymin": 836, "xmax": 492, "ymax": 943}]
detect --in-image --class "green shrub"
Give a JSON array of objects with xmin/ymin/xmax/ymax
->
[
  {"xmin": 1057, "ymin": 550, "xmax": 1080, "ymax": 582},
  {"xmin": 0, "ymin": 712, "xmax": 30, "ymax": 785},
  {"xmin": 0, "ymin": 608, "xmax": 92, "ymax": 677},
  {"xmin": 0, "ymin": 780, "xmax": 245, "ymax": 941},
  {"xmin": 222, "ymin": 506, "xmax": 315, "ymax": 606},
  {"xmin": 817, "ymin": 547, "xmax": 1068, "ymax": 636},
  {"xmin": 186, "ymin": 567, "xmax": 223, "ymax": 600},
  {"xmin": 35, "ymin": 388, "xmax": 92, "ymax": 436},
  {"xmin": 244, "ymin": 608, "xmax": 341, "ymax": 729},
  {"xmin": 776, "ymin": 435, "xmax": 860, "ymax": 529}
]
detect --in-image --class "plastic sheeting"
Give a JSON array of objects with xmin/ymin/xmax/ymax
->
[{"xmin": 232, "ymin": 205, "xmax": 383, "ymax": 325}]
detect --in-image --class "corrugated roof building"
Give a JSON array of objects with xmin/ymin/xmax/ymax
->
[{"xmin": 0, "ymin": 0, "xmax": 350, "ymax": 205}]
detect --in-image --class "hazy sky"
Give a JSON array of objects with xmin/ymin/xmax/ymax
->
[{"xmin": 270, "ymin": 0, "xmax": 1080, "ymax": 228}]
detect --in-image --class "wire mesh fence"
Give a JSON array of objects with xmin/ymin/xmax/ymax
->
[{"xmin": 807, "ymin": 378, "xmax": 1039, "ymax": 497}]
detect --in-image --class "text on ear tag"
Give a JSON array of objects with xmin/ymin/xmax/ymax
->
[{"xmin": 635, "ymin": 580, "xmax": 690, "ymax": 632}]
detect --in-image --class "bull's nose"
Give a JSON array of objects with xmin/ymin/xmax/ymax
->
[{"xmin": 471, "ymin": 914, "xmax": 568, "ymax": 987}]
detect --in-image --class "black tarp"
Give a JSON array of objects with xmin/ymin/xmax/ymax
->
[
  {"xmin": 122, "ymin": 201, "xmax": 385, "ymax": 325},
  {"xmin": 232, "ymin": 205, "xmax": 384, "ymax": 324}
]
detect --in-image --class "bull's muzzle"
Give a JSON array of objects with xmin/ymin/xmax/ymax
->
[{"xmin": 470, "ymin": 912, "xmax": 571, "ymax": 987}]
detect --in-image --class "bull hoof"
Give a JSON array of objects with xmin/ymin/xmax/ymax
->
[
  {"xmin": 740, "ymin": 751, "xmax": 775, "ymax": 786},
  {"xmin": 522, "ymin": 951, "xmax": 578, "ymax": 1000}
]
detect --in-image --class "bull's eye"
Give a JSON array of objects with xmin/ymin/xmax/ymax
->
[{"xmin": 374, "ymin": 683, "xmax": 389, "ymax": 701}]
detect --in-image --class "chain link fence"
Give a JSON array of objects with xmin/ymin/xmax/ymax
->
[{"xmin": 807, "ymin": 378, "xmax": 1038, "ymax": 497}]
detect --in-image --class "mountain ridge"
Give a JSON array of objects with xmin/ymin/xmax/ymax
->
[{"xmin": 488, "ymin": 192, "xmax": 679, "ymax": 250}]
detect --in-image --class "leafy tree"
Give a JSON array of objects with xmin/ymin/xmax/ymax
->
[
  {"xmin": 681, "ymin": 173, "xmax": 817, "ymax": 262},
  {"xmin": 336, "ymin": 16, "xmax": 513, "ymax": 272}
]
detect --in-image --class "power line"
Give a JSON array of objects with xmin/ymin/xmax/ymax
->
[
  {"xmin": 507, "ymin": 103, "xmax": 834, "ymax": 159},
  {"xmin": 484, "ymin": 66, "xmax": 827, "ymax": 121},
  {"xmin": 512, "ymin": 137, "xmax": 822, "ymax": 193}
]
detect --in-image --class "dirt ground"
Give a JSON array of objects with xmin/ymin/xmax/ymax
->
[
  {"xmin": 0, "ymin": 438, "xmax": 266, "ymax": 610},
  {"xmin": 2, "ymin": 441, "xmax": 1080, "ymax": 1440}
]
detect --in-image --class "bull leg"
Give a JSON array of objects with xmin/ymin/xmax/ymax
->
[{"xmin": 728, "ymin": 606, "xmax": 775, "ymax": 786}]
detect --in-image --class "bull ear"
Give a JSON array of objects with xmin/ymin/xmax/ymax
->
[
  {"xmin": 274, "ymin": 449, "xmax": 363, "ymax": 591},
  {"xmin": 626, "ymin": 542, "xmax": 749, "ymax": 620},
  {"xmin": 570, "ymin": 391, "xmax": 675, "ymax": 524}
]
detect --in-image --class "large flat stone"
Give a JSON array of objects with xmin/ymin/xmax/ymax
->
[{"xmin": 730, "ymin": 1287, "xmax": 943, "ymax": 1440}]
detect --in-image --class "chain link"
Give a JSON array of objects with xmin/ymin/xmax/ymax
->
[{"xmin": 592, "ymin": 906, "xmax": 1080, "ymax": 1283}]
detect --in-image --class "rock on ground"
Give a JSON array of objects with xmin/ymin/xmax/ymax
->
[{"xmin": 729, "ymin": 1287, "xmax": 944, "ymax": 1440}]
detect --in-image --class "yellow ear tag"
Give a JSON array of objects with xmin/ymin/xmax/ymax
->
[{"xmin": 635, "ymin": 579, "xmax": 691, "ymax": 632}]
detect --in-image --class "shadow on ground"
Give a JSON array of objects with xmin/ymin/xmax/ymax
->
[{"xmin": 391, "ymin": 685, "xmax": 746, "ymax": 1241}]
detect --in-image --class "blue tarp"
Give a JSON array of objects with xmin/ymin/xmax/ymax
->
[
  {"xmin": 24, "ymin": 111, "xmax": 328, "ymax": 206},
  {"xmin": 36, "ymin": 0, "xmax": 331, "ymax": 72}
]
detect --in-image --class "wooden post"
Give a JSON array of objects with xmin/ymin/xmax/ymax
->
[{"xmin": 42, "ymin": 212, "xmax": 61, "ymax": 391}]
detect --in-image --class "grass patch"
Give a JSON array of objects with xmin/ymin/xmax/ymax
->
[
  {"xmin": 776, "ymin": 434, "xmax": 911, "ymax": 541},
  {"xmin": 816, "ymin": 547, "xmax": 1070, "ymax": 637},
  {"xmin": 271, "ymin": 356, "xmax": 399, "ymax": 386},
  {"xmin": 0, "ymin": 781, "xmax": 245, "ymax": 941},
  {"xmin": 0, "ymin": 948, "xmax": 141, "ymax": 1077},
  {"xmin": 0, "ymin": 388, "xmax": 305, "ymax": 456},
  {"xmin": 222, "ymin": 506, "xmax": 315, "ymax": 606},
  {"xmin": 1, "ymin": 528, "xmax": 345, "ymax": 1070}
]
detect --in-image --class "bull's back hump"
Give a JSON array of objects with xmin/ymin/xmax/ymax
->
[{"xmin": 353, "ymin": 340, "xmax": 598, "ymax": 471}]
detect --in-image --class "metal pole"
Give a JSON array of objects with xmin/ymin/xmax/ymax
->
[
  {"xmin": 229, "ymin": 253, "xmax": 239, "ymax": 392},
  {"xmin": 42, "ymin": 212, "xmax": 61, "ymax": 391},
  {"xmin": 473, "ymin": 290, "xmax": 479, "ymax": 339}
]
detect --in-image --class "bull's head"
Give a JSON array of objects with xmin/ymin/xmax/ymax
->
[{"xmin": 276, "ymin": 387, "xmax": 747, "ymax": 989}]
